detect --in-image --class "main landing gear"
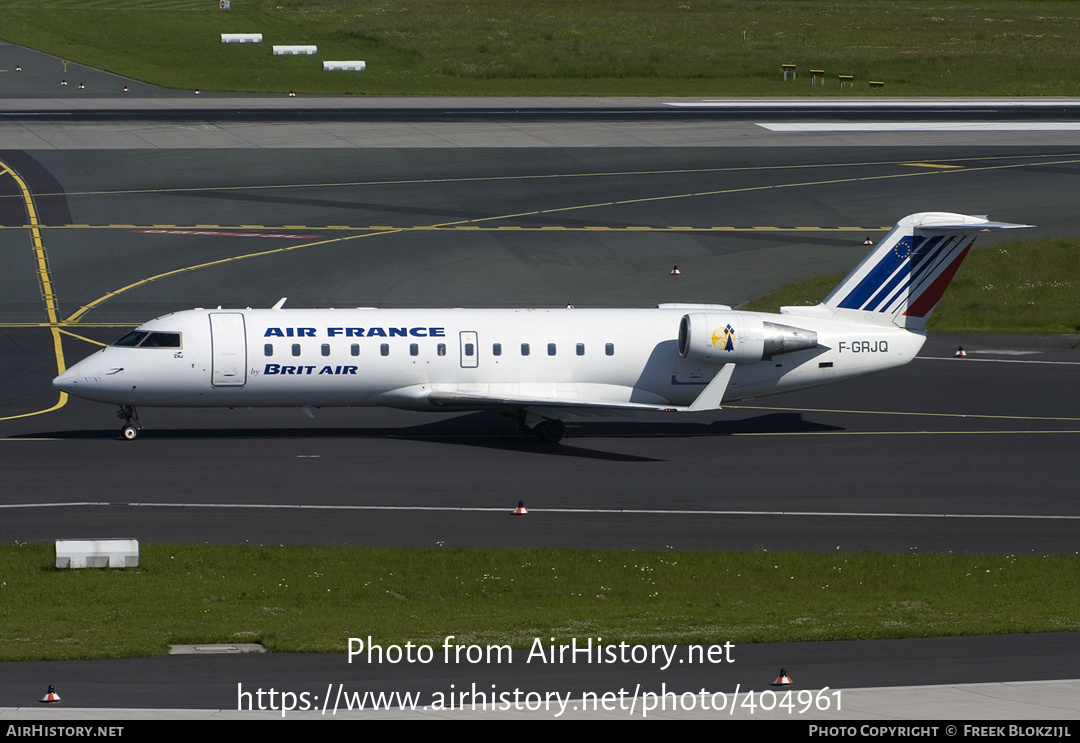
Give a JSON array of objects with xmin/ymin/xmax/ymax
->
[
  {"xmin": 117, "ymin": 405, "xmax": 141, "ymax": 440},
  {"xmin": 514, "ymin": 410, "xmax": 566, "ymax": 443}
]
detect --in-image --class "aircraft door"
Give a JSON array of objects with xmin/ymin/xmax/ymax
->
[
  {"xmin": 209, "ymin": 312, "xmax": 247, "ymax": 386},
  {"xmin": 460, "ymin": 331, "xmax": 478, "ymax": 368}
]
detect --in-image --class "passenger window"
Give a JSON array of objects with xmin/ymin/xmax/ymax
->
[
  {"xmin": 576, "ymin": 343, "xmax": 585, "ymax": 356},
  {"xmin": 493, "ymin": 343, "xmax": 502, "ymax": 356},
  {"xmin": 410, "ymin": 343, "xmax": 419, "ymax": 356},
  {"xmin": 437, "ymin": 344, "xmax": 446, "ymax": 356},
  {"xmin": 464, "ymin": 343, "xmax": 475, "ymax": 356},
  {"xmin": 264, "ymin": 344, "xmax": 273, "ymax": 357},
  {"xmin": 548, "ymin": 343, "xmax": 556, "ymax": 356},
  {"xmin": 291, "ymin": 344, "xmax": 301, "ymax": 357},
  {"xmin": 351, "ymin": 344, "xmax": 360, "ymax": 356},
  {"xmin": 605, "ymin": 343, "xmax": 614, "ymax": 356},
  {"xmin": 521, "ymin": 343, "xmax": 530, "ymax": 356},
  {"xmin": 380, "ymin": 344, "xmax": 389, "ymax": 357},
  {"xmin": 321, "ymin": 343, "xmax": 330, "ymax": 356}
]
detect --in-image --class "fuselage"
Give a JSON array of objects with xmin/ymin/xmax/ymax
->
[{"xmin": 54, "ymin": 305, "xmax": 925, "ymax": 411}]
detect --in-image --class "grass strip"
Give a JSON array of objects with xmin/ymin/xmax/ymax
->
[
  {"xmin": 1, "ymin": 543, "xmax": 1078, "ymax": 661},
  {"xmin": 741, "ymin": 236, "xmax": 1080, "ymax": 334},
  {"xmin": 4, "ymin": 1, "xmax": 1080, "ymax": 96}
]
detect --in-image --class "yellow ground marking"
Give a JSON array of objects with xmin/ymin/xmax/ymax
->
[
  {"xmin": 0, "ymin": 322, "xmax": 132, "ymax": 328},
  {"xmin": 901, "ymin": 162, "xmax": 964, "ymax": 169},
  {"xmin": 58, "ymin": 329, "xmax": 108, "ymax": 347},
  {"xmin": 56, "ymin": 153, "xmax": 1080, "ymax": 323},
  {"xmin": 0, "ymin": 224, "xmax": 894, "ymax": 232},
  {"xmin": 0, "ymin": 151, "xmax": 1072, "ymax": 202},
  {"xmin": 64, "ymin": 228, "xmax": 401, "ymax": 324},
  {"xmin": 0, "ymin": 160, "xmax": 68, "ymax": 421},
  {"xmin": 1, "ymin": 150, "xmax": 1072, "ymax": 424},
  {"xmin": 727, "ymin": 404, "xmax": 1080, "ymax": 423},
  {"xmin": 6, "ymin": 153, "xmax": 1078, "ymax": 236},
  {"xmin": 0, "ymin": 395, "xmax": 68, "ymax": 423},
  {"xmin": 394, "ymin": 155, "xmax": 1080, "ymax": 231}
]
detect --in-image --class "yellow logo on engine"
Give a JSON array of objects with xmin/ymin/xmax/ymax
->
[{"xmin": 711, "ymin": 324, "xmax": 735, "ymax": 352}]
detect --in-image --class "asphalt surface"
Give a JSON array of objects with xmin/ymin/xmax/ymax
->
[
  {"xmin": 2, "ymin": 633, "xmax": 1079, "ymax": 718},
  {"xmin": 1, "ymin": 40, "xmax": 1079, "ymax": 719},
  {"xmin": 2, "ymin": 331, "xmax": 1079, "ymax": 555}
]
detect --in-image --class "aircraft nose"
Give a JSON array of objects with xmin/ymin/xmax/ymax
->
[{"xmin": 53, "ymin": 368, "xmax": 78, "ymax": 392}]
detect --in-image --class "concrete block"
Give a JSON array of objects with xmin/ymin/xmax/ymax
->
[
  {"xmin": 221, "ymin": 34, "xmax": 262, "ymax": 43},
  {"xmin": 323, "ymin": 61, "xmax": 366, "ymax": 71},
  {"xmin": 56, "ymin": 539, "xmax": 139, "ymax": 569}
]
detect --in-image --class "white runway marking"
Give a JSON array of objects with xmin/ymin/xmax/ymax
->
[
  {"xmin": 919, "ymin": 356, "xmax": 1080, "ymax": 365},
  {"xmin": 4, "ymin": 501, "xmax": 1079, "ymax": 520},
  {"xmin": 666, "ymin": 99, "xmax": 1080, "ymax": 108},
  {"xmin": 758, "ymin": 122, "xmax": 1080, "ymax": 132}
]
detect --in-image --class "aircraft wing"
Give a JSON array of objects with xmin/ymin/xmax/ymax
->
[
  {"xmin": 428, "ymin": 389, "xmax": 685, "ymax": 413},
  {"xmin": 426, "ymin": 365, "xmax": 735, "ymax": 414}
]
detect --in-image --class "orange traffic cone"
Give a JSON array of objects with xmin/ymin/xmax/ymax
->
[
  {"xmin": 515, "ymin": 501, "xmax": 528, "ymax": 515},
  {"xmin": 41, "ymin": 685, "xmax": 61, "ymax": 703},
  {"xmin": 864, "ymin": 237, "xmax": 874, "ymax": 245},
  {"xmin": 670, "ymin": 265, "xmax": 680, "ymax": 275},
  {"xmin": 771, "ymin": 668, "xmax": 792, "ymax": 686},
  {"xmin": 955, "ymin": 346, "xmax": 967, "ymax": 358}
]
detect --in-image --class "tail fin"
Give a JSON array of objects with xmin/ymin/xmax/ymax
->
[{"xmin": 820, "ymin": 212, "xmax": 1030, "ymax": 329}]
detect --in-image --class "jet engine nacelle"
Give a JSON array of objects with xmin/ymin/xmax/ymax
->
[{"xmin": 678, "ymin": 312, "xmax": 818, "ymax": 364}]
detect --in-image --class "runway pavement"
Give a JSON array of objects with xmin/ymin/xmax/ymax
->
[{"xmin": 1, "ymin": 41, "xmax": 1079, "ymax": 719}]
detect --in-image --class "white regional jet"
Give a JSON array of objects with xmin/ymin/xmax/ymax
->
[{"xmin": 54, "ymin": 212, "xmax": 1026, "ymax": 442}]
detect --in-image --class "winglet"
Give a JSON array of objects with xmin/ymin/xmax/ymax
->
[
  {"xmin": 688, "ymin": 364, "xmax": 735, "ymax": 412},
  {"xmin": 272, "ymin": 297, "xmax": 287, "ymax": 310}
]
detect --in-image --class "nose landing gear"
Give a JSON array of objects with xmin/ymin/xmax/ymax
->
[{"xmin": 117, "ymin": 406, "xmax": 141, "ymax": 440}]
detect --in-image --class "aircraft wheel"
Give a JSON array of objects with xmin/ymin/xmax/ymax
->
[
  {"xmin": 121, "ymin": 425, "xmax": 139, "ymax": 441},
  {"xmin": 534, "ymin": 420, "xmax": 565, "ymax": 444}
]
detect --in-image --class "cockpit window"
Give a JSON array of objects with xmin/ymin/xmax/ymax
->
[
  {"xmin": 141, "ymin": 332, "xmax": 182, "ymax": 348},
  {"xmin": 111, "ymin": 331, "xmax": 181, "ymax": 348},
  {"xmin": 112, "ymin": 331, "xmax": 148, "ymax": 347}
]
